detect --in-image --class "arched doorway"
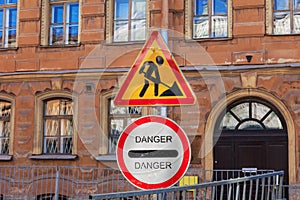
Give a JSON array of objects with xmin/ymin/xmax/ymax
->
[{"xmin": 213, "ymin": 97, "xmax": 289, "ymax": 184}]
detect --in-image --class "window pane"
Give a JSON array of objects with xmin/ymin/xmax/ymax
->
[
  {"xmin": 50, "ymin": 26, "xmax": 64, "ymax": 44},
  {"xmin": 295, "ymin": 0, "xmax": 300, "ymax": 10},
  {"xmin": 68, "ymin": 25, "xmax": 78, "ymax": 44},
  {"xmin": 274, "ymin": 0, "xmax": 289, "ymax": 10},
  {"xmin": 62, "ymin": 137, "xmax": 72, "ymax": 154},
  {"xmin": 44, "ymin": 138, "xmax": 58, "ymax": 154},
  {"xmin": 44, "ymin": 119, "xmax": 59, "ymax": 136},
  {"xmin": 6, "ymin": 0, "xmax": 17, "ymax": 4},
  {"xmin": 294, "ymin": 13, "xmax": 300, "ymax": 33},
  {"xmin": 263, "ymin": 112, "xmax": 283, "ymax": 129},
  {"xmin": 131, "ymin": 19, "xmax": 145, "ymax": 41},
  {"xmin": 7, "ymin": 29, "xmax": 16, "ymax": 46},
  {"xmin": 115, "ymin": 0, "xmax": 129, "ymax": 20},
  {"xmin": 60, "ymin": 119, "xmax": 73, "ymax": 136},
  {"xmin": 193, "ymin": 17, "xmax": 209, "ymax": 38},
  {"xmin": 52, "ymin": 5, "xmax": 64, "ymax": 23},
  {"xmin": 7, "ymin": 8, "xmax": 17, "ymax": 27},
  {"xmin": 212, "ymin": 16, "xmax": 227, "ymax": 37},
  {"xmin": 213, "ymin": 0, "xmax": 227, "ymax": 15},
  {"xmin": 195, "ymin": 0, "xmax": 208, "ymax": 15},
  {"xmin": 231, "ymin": 103, "xmax": 249, "ymax": 120},
  {"xmin": 110, "ymin": 100, "xmax": 126, "ymax": 114},
  {"xmin": 132, "ymin": 0, "xmax": 146, "ymax": 19},
  {"xmin": 0, "ymin": 101, "xmax": 10, "ymax": 117},
  {"xmin": 60, "ymin": 99, "xmax": 73, "ymax": 115},
  {"xmin": 0, "ymin": 0, "xmax": 4, "ymax": 5},
  {"xmin": 252, "ymin": 102, "xmax": 270, "ymax": 120},
  {"xmin": 238, "ymin": 120, "xmax": 264, "ymax": 130},
  {"xmin": 219, "ymin": 112, "xmax": 238, "ymax": 130},
  {"xmin": 68, "ymin": 3, "xmax": 79, "ymax": 23},
  {"xmin": 273, "ymin": 12, "xmax": 291, "ymax": 34},
  {"xmin": 0, "ymin": 138, "xmax": 9, "ymax": 154},
  {"xmin": 45, "ymin": 99, "xmax": 60, "ymax": 115},
  {"xmin": 0, "ymin": 9, "xmax": 2, "ymax": 28},
  {"xmin": 114, "ymin": 20, "xmax": 129, "ymax": 42}
]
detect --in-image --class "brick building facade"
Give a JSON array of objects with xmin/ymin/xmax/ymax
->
[{"xmin": 0, "ymin": 0, "xmax": 300, "ymax": 194}]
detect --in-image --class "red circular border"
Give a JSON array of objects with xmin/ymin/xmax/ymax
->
[{"xmin": 116, "ymin": 116, "xmax": 191, "ymax": 190}]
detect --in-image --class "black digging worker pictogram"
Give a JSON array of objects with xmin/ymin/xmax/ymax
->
[{"xmin": 138, "ymin": 55, "xmax": 183, "ymax": 97}]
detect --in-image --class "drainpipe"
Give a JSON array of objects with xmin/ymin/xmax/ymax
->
[{"xmin": 160, "ymin": 0, "xmax": 169, "ymax": 117}]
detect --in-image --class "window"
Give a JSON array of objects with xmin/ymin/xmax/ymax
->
[
  {"xmin": 108, "ymin": 98, "xmax": 142, "ymax": 153},
  {"xmin": 106, "ymin": 0, "xmax": 147, "ymax": 43},
  {"xmin": 185, "ymin": 0, "xmax": 232, "ymax": 39},
  {"xmin": 32, "ymin": 92, "xmax": 77, "ymax": 159},
  {"xmin": 270, "ymin": 0, "xmax": 300, "ymax": 34},
  {"xmin": 99, "ymin": 91, "xmax": 165, "ymax": 157},
  {"xmin": 0, "ymin": 0, "xmax": 18, "ymax": 48},
  {"xmin": 0, "ymin": 100, "xmax": 11, "ymax": 155},
  {"xmin": 43, "ymin": 98, "xmax": 73, "ymax": 154},
  {"xmin": 218, "ymin": 99, "xmax": 284, "ymax": 130},
  {"xmin": 41, "ymin": 0, "xmax": 79, "ymax": 46}
]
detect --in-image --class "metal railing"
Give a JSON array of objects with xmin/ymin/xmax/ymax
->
[
  {"xmin": 0, "ymin": 166, "xmax": 288, "ymax": 200},
  {"xmin": 89, "ymin": 171, "xmax": 285, "ymax": 200}
]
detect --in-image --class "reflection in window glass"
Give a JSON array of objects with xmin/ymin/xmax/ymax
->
[
  {"xmin": 252, "ymin": 102, "xmax": 270, "ymax": 120},
  {"xmin": 43, "ymin": 99, "xmax": 73, "ymax": 154},
  {"xmin": 0, "ymin": 100, "xmax": 11, "ymax": 155},
  {"xmin": 0, "ymin": 1, "xmax": 17, "ymax": 48},
  {"xmin": 274, "ymin": 0, "xmax": 289, "ymax": 10},
  {"xmin": 49, "ymin": 2, "xmax": 79, "ymax": 45},
  {"xmin": 219, "ymin": 112, "xmax": 238, "ymax": 130},
  {"xmin": 193, "ymin": 0, "xmax": 228, "ymax": 39},
  {"xmin": 108, "ymin": 98, "xmax": 142, "ymax": 153},
  {"xmin": 113, "ymin": 0, "xmax": 146, "ymax": 42},
  {"xmin": 274, "ymin": 12, "xmax": 291, "ymax": 34},
  {"xmin": 213, "ymin": 0, "xmax": 227, "ymax": 15},
  {"xmin": 263, "ymin": 112, "xmax": 283, "ymax": 129},
  {"xmin": 218, "ymin": 101, "xmax": 283, "ymax": 130},
  {"xmin": 238, "ymin": 120, "xmax": 264, "ymax": 130},
  {"xmin": 231, "ymin": 103, "xmax": 249, "ymax": 120}
]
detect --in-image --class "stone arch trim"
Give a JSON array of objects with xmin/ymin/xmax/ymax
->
[{"xmin": 204, "ymin": 89, "xmax": 296, "ymax": 184}]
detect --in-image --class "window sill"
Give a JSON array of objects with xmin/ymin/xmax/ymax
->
[
  {"xmin": 29, "ymin": 155, "xmax": 78, "ymax": 160},
  {"xmin": 186, "ymin": 37, "xmax": 233, "ymax": 42},
  {"xmin": 104, "ymin": 40, "xmax": 145, "ymax": 46},
  {"xmin": 0, "ymin": 155, "xmax": 13, "ymax": 161},
  {"xmin": 38, "ymin": 43, "xmax": 81, "ymax": 49},
  {"xmin": 0, "ymin": 47, "xmax": 18, "ymax": 51},
  {"xmin": 95, "ymin": 154, "xmax": 116, "ymax": 162}
]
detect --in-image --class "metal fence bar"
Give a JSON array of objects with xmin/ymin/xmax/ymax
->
[
  {"xmin": 0, "ymin": 166, "xmax": 291, "ymax": 199},
  {"xmin": 89, "ymin": 171, "xmax": 284, "ymax": 200}
]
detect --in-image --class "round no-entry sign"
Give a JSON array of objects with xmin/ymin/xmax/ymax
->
[{"xmin": 116, "ymin": 115, "xmax": 191, "ymax": 190}]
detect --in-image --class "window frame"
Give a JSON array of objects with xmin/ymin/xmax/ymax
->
[
  {"xmin": 266, "ymin": 0, "xmax": 300, "ymax": 35},
  {"xmin": 32, "ymin": 91, "xmax": 78, "ymax": 159},
  {"xmin": 185, "ymin": 0, "xmax": 232, "ymax": 40},
  {"xmin": 43, "ymin": 98, "xmax": 74, "ymax": 155},
  {"xmin": 0, "ymin": 93, "xmax": 14, "ymax": 160},
  {"xmin": 0, "ymin": 0, "xmax": 19, "ymax": 48},
  {"xmin": 99, "ymin": 90, "xmax": 160, "ymax": 157},
  {"xmin": 105, "ymin": 0, "xmax": 149, "ymax": 43},
  {"xmin": 41, "ymin": 0, "xmax": 81, "ymax": 46}
]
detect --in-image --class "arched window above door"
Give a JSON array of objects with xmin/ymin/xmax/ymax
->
[{"xmin": 218, "ymin": 99, "xmax": 285, "ymax": 131}]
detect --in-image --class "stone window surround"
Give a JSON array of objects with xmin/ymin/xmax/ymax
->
[
  {"xmin": 40, "ymin": 0, "xmax": 82, "ymax": 46},
  {"xmin": 184, "ymin": 0, "xmax": 233, "ymax": 40},
  {"xmin": 105, "ymin": 0, "xmax": 150, "ymax": 44},
  {"xmin": 0, "ymin": 0, "xmax": 19, "ymax": 49},
  {"xmin": 0, "ymin": 93, "xmax": 15, "ymax": 161},
  {"xmin": 30, "ymin": 91, "xmax": 78, "ymax": 160}
]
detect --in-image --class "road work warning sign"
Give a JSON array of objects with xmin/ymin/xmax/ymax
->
[{"xmin": 114, "ymin": 30, "xmax": 195, "ymax": 106}]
